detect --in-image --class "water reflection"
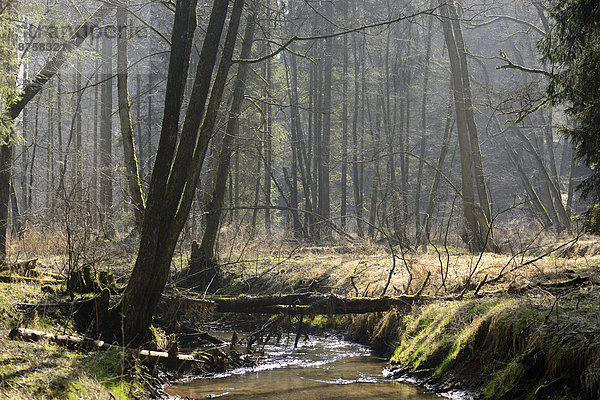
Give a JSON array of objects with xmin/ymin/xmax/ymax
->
[{"xmin": 165, "ymin": 335, "xmax": 440, "ymax": 399}]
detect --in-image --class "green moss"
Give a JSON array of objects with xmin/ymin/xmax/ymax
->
[
  {"xmin": 390, "ymin": 299, "xmax": 504, "ymax": 373},
  {"xmin": 391, "ymin": 302, "xmax": 460, "ymax": 369},
  {"xmin": 149, "ymin": 325, "xmax": 168, "ymax": 349},
  {"xmin": 383, "ymin": 296, "xmax": 600, "ymax": 399},
  {"xmin": 308, "ymin": 314, "xmax": 342, "ymax": 329},
  {"xmin": 0, "ymin": 279, "xmax": 148, "ymax": 400},
  {"xmin": 310, "ymin": 314, "xmax": 328, "ymax": 328},
  {"xmin": 435, "ymin": 300, "xmax": 508, "ymax": 376}
]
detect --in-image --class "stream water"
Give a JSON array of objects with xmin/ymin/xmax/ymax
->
[{"xmin": 164, "ymin": 333, "xmax": 443, "ymax": 399}]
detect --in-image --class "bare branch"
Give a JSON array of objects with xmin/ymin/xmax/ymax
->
[
  {"xmin": 496, "ymin": 49, "xmax": 552, "ymax": 77},
  {"xmin": 233, "ymin": 6, "xmax": 441, "ymax": 63},
  {"xmin": 469, "ymin": 14, "xmax": 546, "ymax": 36}
]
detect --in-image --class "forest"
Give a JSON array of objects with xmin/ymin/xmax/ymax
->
[{"xmin": 0, "ymin": 0, "xmax": 599, "ymax": 399}]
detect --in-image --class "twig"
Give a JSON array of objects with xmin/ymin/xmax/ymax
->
[
  {"xmin": 496, "ymin": 49, "xmax": 551, "ymax": 77},
  {"xmin": 473, "ymin": 274, "xmax": 488, "ymax": 297}
]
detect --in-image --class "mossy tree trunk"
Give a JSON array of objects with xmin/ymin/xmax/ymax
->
[{"xmin": 110, "ymin": 0, "xmax": 250, "ymax": 345}]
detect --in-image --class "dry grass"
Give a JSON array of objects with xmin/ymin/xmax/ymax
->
[
  {"xmin": 214, "ymin": 231, "xmax": 600, "ymax": 300},
  {"xmin": 7, "ymin": 227, "xmax": 67, "ymax": 259}
]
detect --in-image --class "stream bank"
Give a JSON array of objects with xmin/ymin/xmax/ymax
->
[{"xmin": 341, "ymin": 294, "xmax": 600, "ymax": 400}]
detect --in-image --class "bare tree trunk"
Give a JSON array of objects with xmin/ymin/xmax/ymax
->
[
  {"xmin": 9, "ymin": 176, "xmax": 21, "ymax": 238},
  {"xmin": 135, "ymin": 74, "xmax": 144, "ymax": 182},
  {"xmin": 198, "ymin": 3, "xmax": 257, "ymax": 262},
  {"xmin": 543, "ymin": 110, "xmax": 560, "ymax": 190},
  {"xmin": 381, "ymin": 27, "xmax": 401, "ymax": 242},
  {"xmin": 20, "ymin": 67, "xmax": 28, "ymax": 215},
  {"xmin": 440, "ymin": 0, "xmax": 498, "ymax": 252},
  {"xmin": 282, "ymin": 53, "xmax": 302, "ymax": 237},
  {"xmin": 502, "ymin": 139, "xmax": 552, "ymax": 227},
  {"xmin": 400, "ymin": 30, "xmax": 412, "ymax": 240},
  {"xmin": 566, "ymin": 148, "xmax": 576, "ymax": 218},
  {"xmin": 251, "ymin": 156, "xmax": 261, "ymax": 236},
  {"xmin": 415, "ymin": 12, "xmax": 433, "ymax": 245},
  {"xmin": 318, "ymin": 1, "xmax": 333, "ymax": 240},
  {"xmin": 29, "ymin": 101, "xmax": 39, "ymax": 211},
  {"xmin": 117, "ymin": 3, "xmax": 145, "ymax": 231},
  {"xmin": 100, "ymin": 29, "xmax": 114, "ymax": 238},
  {"xmin": 46, "ymin": 88, "xmax": 53, "ymax": 220},
  {"xmin": 92, "ymin": 53, "xmax": 99, "ymax": 229},
  {"xmin": 0, "ymin": 143, "xmax": 12, "ymax": 260},
  {"xmin": 0, "ymin": 4, "xmax": 111, "ymax": 254},
  {"xmin": 351, "ymin": 31, "xmax": 364, "ymax": 238},
  {"xmin": 448, "ymin": 2, "xmax": 492, "ymax": 226},
  {"xmin": 74, "ymin": 61, "xmax": 83, "ymax": 203},
  {"xmin": 512, "ymin": 127, "xmax": 570, "ymax": 230},
  {"xmin": 56, "ymin": 73, "xmax": 62, "ymax": 213},
  {"xmin": 288, "ymin": 51, "xmax": 314, "ymax": 238},
  {"xmin": 264, "ymin": 58, "xmax": 272, "ymax": 235},
  {"xmin": 423, "ymin": 90, "xmax": 453, "ymax": 242},
  {"xmin": 111, "ymin": 0, "xmax": 241, "ymax": 345},
  {"xmin": 340, "ymin": 3, "xmax": 349, "ymax": 230}
]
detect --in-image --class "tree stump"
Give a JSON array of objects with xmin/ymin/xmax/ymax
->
[{"xmin": 183, "ymin": 240, "xmax": 221, "ymax": 293}]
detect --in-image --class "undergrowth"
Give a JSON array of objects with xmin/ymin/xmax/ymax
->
[{"xmin": 0, "ymin": 281, "xmax": 153, "ymax": 400}]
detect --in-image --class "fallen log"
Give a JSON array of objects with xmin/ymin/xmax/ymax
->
[
  {"xmin": 539, "ymin": 275, "xmax": 590, "ymax": 288},
  {"xmin": 8, "ymin": 327, "xmax": 206, "ymax": 373},
  {"xmin": 162, "ymin": 292, "xmax": 431, "ymax": 315},
  {"xmin": 0, "ymin": 273, "xmax": 60, "ymax": 284},
  {"xmin": 0, "ymin": 258, "xmax": 37, "ymax": 274}
]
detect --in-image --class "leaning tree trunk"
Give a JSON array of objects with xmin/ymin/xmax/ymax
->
[
  {"xmin": 198, "ymin": 3, "xmax": 257, "ymax": 265},
  {"xmin": 440, "ymin": 0, "xmax": 498, "ymax": 253},
  {"xmin": 117, "ymin": 3, "xmax": 145, "ymax": 231},
  {"xmin": 0, "ymin": 3, "xmax": 111, "ymax": 260},
  {"xmin": 502, "ymin": 138, "xmax": 553, "ymax": 228}
]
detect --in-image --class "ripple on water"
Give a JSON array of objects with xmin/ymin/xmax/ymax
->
[{"xmin": 165, "ymin": 334, "xmax": 444, "ymax": 400}]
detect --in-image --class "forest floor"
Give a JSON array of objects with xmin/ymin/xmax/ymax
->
[{"xmin": 0, "ymin": 232, "xmax": 599, "ymax": 399}]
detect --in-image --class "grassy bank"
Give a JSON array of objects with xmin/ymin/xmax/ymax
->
[
  {"xmin": 0, "ymin": 279, "xmax": 154, "ymax": 399},
  {"xmin": 343, "ymin": 287, "xmax": 600, "ymax": 399}
]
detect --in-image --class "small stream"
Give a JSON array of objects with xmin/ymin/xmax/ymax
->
[{"xmin": 165, "ymin": 333, "xmax": 443, "ymax": 399}]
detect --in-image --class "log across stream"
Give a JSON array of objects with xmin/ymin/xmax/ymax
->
[{"xmin": 164, "ymin": 332, "xmax": 449, "ymax": 400}]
